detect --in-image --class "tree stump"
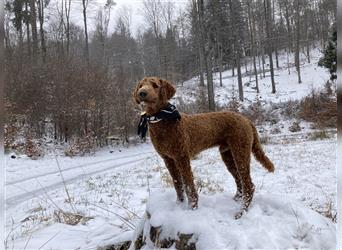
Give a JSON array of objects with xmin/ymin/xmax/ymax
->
[{"xmin": 130, "ymin": 211, "xmax": 197, "ymax": 250}]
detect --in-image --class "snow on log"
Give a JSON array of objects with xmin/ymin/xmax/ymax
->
[
  {"xmin": 133, "ymin": 191, "xmax": 335, "ymax": 249},
  {"xmin": 103, "ymin": 191, "xmax": 335, "ymax": 249}
]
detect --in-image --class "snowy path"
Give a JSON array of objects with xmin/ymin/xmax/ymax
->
[
  {"xmin": 6, "ymin": 151, "xmax": 154, "ymax": 186},
  {"xmin": 6, "ymin": 149, "xmax": 155, "ymax": 207}
]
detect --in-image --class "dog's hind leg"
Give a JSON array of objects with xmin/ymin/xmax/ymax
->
[
  {"xmin": 230, "ymin": 148, "xmax": 255, "ymax": 219},
  {"xmin": 163, "ymin": 156, "xmax": 185, "ymax": 203},
  {"xmin": 219, "ymin": 146, "xmax": 242, "ymax": 201}
]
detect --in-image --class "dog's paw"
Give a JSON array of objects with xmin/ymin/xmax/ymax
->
[
  {"xmin": 176, "ymin": 198, "xmax": 185, "ymax": 204},
  {"xmin": 188, "ymin": 201, "xmax": 198, "ymax": 210},
  {"xmin": 234, "ymin": 209, "xmax": 246, "ymax": 219}
]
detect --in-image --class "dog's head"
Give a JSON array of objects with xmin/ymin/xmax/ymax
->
[{"xmin": 133, "ymin": 77, "xmax": 176, "ymax": 115}]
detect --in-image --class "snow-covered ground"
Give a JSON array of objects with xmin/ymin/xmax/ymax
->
[
  {"xmin": 141, "ymin": 191, "xmax": 335, "ymax": 249},
  {"xmin": 6, "ymin": 143, "xmax": 154, "ymax": 207},
  {"xmin": 5, "ymin": 135, "xmax": 336, "ymax": 249},
  {"xmin": 176, "ymin": 47, "xmax": 331, "ymax": 106},
  {"xmin": 5, "ymin": 47, "xmax": 337, "ymax": 249}
]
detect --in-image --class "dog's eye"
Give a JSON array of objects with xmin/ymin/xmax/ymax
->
[{"xmin": 152, "ymin": 83, "xmax": 159, "ymax": 89}]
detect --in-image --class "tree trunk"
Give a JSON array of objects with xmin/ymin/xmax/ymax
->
[
  {"xmin": 244, "ymin": 58, "xmax": 248, "ymax": 74},
  {"xmin": 287, "ymin": 48, "xmax": 290, "ymax": 74},
  {"xmin": 232, "ymin": 60, "xmax": 235, "ymax": 76},
  {"xmin": 261, "ymin": 48, "xmax": 265, "ymax": 78},
  {"xmin": 228, "ymin": 0, "xmax": 243, "ymax": 100},
  {"xmin": 304, "ymin": 11, "xmax": 310, "ymax": 63},
  {"xmin": 284, "ymin": 0, "xmax": 293, "ymax": 51},
  {"xmin": 54, "ymin": 121, "xmax": 57, "ymax": 140},
  {"xmin": 4, "ymin": 14, "xmax": 11, "ymax": 49},
  {"xmin": 236, "ymin": 53, "xmax": 243, "ymax": 101},
  {"xmin": 206, "ymin": 49, "xmax": 215, "ymax": 110},
  {"xmin": 65, "ymin": 0, "xmax": 71, "ymax": 57},
  {"xmin": 295, "ymin": 0, "xmax": 302, "ymax": 83},
  {"xmin": 264, "ymin": 0, "xmax": 276, "ymax": 93},
  {"xmin": 194, "ymin": 0, "xmax": 215, "ymax": 110},
  {"xmin": 219, "ymin": 45, "xmax": 223, "ymax": 87},
  {"xmin": 82, "ymin": 0, "xmax": 90, "ymax": 65},
  {"xmin": 247, "ymin": 0, "xmax": 259, "ymax": 93},
  {"xmin": 275, "ymin": 48, "xmax": 279, "ymax": 68},
  {"xmin": 37, "ymin": 0, "xmax": 46, "ymax": 61},
  {"xmin": 258, "ymin": 51, "xmax": 263, "ymax": 79},
  {"xmin": 29, "ymin": 0, "xmax": 38, "ymax": 57},
  {"xmin": 198, "ymin": 46, "xmax": 205, "ymax": 86},
  {"xmin": 197, "ymin": 0, "xmax": 215, "ymax": 110},
  {"xmin": 19, "ymin": 25, "xmax": 23, "ymax": 49},
  {"xmin": 193, "ymin": 0, "xmax": 205, "ymax": 87},
  {"xmin": 25, "ymin": 2, "xmax": 31, "ymax": 57},
  {"xmin": 272, "ymin": 0, "xmax": 279, "ymax": 68}
]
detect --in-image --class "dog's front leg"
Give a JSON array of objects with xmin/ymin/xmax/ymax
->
[
  {"xmin": 163, "ymin": 156, "xmax": 185, "ymax": 203},
  {"xmin": 175, "ymin": 157, "xmax": 198, "ymax": 209}
]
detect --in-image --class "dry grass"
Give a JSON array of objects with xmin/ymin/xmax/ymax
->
[
  {"xmin": 313, "ymin": 200, "xmax": 337, "ymax": 223},
  {"xmin": 53, "ymin": 210, "xmax": 93, "ymax": 226},
  {"xmin": 241, "ymin": 96, "xmax": 266, "ymax": 125},
  {"xmin": 176, "ymin": 87, "xmax": 209, "ymax": 115},
  {"xmin": 64, "ymin": 133, "xmax": 96, "ymax": 157},
  {"xmin": 259, "ymin": 133, "xmax": 270, "ymax": 144},
  {"xmin": 308, "ymin": 130, "xmax": 330, "ymax": 140},
  {"xmin": 159, "ymin": 162, "xmax": 224, "ymax": 194},
  {"xmin": 298, "ymin": 89, "xmax": 336, "ymax": 128},
  {"xmin": 196, "ymin": 178, "xmax": 224, "ymax": 194},
  {"xmin": 160, "ymin": 171, "xmax": 174, "ymax": 188},
  {"xmin": 289, "ymin": 121, "xmax": 302, "ymax": 132}
]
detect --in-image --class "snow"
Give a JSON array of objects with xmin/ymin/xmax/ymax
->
[
  {"xmin": 6, "ymin": 143, "xmax": 154, "ymax": 207},
  {"xmin": 175, "ymin": 47, "xmax": 331, "ymax": 106},
  {"xmin": 142, "ymin": 191, "xmax": 335, "ymax": 249},
  {"xmin": 5, "ymin": 136, "xmax": 336, "ymax": 249}
]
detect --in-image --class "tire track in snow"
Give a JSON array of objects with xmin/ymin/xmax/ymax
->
[
  {"xmin": 6, "ymin": 151, "xmax": 154, "ymax": 186},
  {"xmin": 6, "ymin": 154, "xmax": 157, "ymax": 207}
]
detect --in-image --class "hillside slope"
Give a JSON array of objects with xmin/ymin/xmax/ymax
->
[{"xmin": 175, "ymin": 48, "xmax": 330, "ymax": 106}]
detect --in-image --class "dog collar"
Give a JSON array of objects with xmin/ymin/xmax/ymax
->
[
  {"xmin": 140, "ymin": 112, "xmax": 162, "ymax": 124},
  {"xmin": 137, "ymin": 103, "xmax": 181, "ymax": 139}
]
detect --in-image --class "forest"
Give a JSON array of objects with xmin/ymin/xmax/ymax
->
[{"xmin": 4, "ymin": 0, "xmax": 336, "ymax": 152}]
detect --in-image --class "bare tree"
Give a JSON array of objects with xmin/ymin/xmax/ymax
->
[
  {"xmin": 191, "ymin": 0, "xmax": 205, "ymax": 86},
  {"xmin": 82, "ymin": 0, "xmax": 90, "ymax": 65},
  {"xmin": 247, "ymin": 0, "xmax": 259, "ymax": 93},
  {"xmin": 142, "ymin": 0, "xmax": 162, "ymax": 37},
  {"xmin": 24, "ymin": 1, "xmax": 31, "ymax": 56},
  {"xmin": 93, "ymin": 1, "xmax": 115, "ymax": 66},
  {"xmin": 228, "ymin": 0, "xmax": 244, "ymax": 101},
  {"xmin": 295, "ymin": 0, "xmax": 302, "ymax": 83},
  {"xmin": 161, "ymin": 0, "xmax": 175, "ymax": 30},
  {"xmin": 29, "ymin": 0, "xmax": 38, "ymax": 57},
  {"xmin": 64, "ymin": 0, "xmax": 72, "ymax": 56},
  {"xmin": 194, "ymin": 0, "xmax": 215, "ymax": 110},
  {"xmin": 115, "ymin": 5, "xmax": 132, "ymax": 36},
  {"xmin": 264, "ymin": 0, "xmax": 276, "ymax": 93},
  {"xmin": 37, "ymin": 0, "xmax": 47, "ymax": 60}
]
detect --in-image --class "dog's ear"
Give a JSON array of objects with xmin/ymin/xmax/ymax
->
[
  {"xmin": 133, "ymin": 82, "xmax": 141, "ymax": 104},
  {"xmin": 159, "ymin": 78, "xmax": 176, "ymax": 101}
]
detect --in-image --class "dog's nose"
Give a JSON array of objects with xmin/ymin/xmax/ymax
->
[{"xmin": 139, "ymin": 91, "xmax": 147, "ymax": 98}]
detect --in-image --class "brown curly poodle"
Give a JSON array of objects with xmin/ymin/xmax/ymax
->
[{"xmin": 133, "ymin": 76, "xmax": 274, "ymax": 218}]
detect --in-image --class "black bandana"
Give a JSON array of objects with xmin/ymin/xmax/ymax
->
[{"xmin": 137, "ymin": 103, "xmax": 181, "ymax": 140}]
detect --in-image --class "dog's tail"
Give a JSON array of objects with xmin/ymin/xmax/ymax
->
[{"xmin": 251, "ymin": 123, "xmax": 275, "ymax": 172}]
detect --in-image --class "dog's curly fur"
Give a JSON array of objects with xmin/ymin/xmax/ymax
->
[{"xmin": 133, "ymin": 77, "xmax": 274, "ymax": 218}]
